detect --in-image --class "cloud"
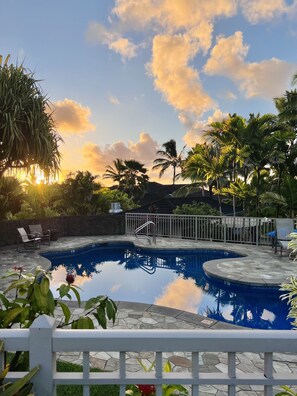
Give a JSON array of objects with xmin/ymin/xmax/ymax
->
[
  {"xmin": 218, "ymin": 91, "xmax": 237, "ymax": 101},
  {"xmin": 239, "ymin": 0, "xmax": 296, "ymax": 24},
  {"xmin": 148, "ymin": 33, "xmax": 215, "ymax": 118},
  {"xmin": 182, "ymin": 109, "xmax": 228, "ymax": 147},
  {"xmin": 113, "ymin": 0, "xmax": 237, "ymax": 37},
  {"xmin": 109, "ymin": 37, "xmax": 138, "ymax": 59},
  {"xmin": 52, "ymin": 98, "xmax": 96, "ymax": 135},
  {"xmin": 154, "ymin": 277, "xmax": 203, "ymax": 313},
  {"xmin": 86, "ymin": 21, "xmax": 138, "ymax": 59},
  {"xmin": 82, "ymin": 132, "xmax": 159, "ymax": 173},
  {"xmin": 108, "ymin": 95, "xmax": 120, "ymax": 105},
  {"xmin": 204, "ymin": 31, "xmax": 296, "ymax": 99}
]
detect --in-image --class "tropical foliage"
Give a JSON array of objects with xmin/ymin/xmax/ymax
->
[
  {"xmin": 173, "ymin": 201, "xmax": 220, "ymax": 216},
  {"xmin": 0, "ymin": 266, "xmax": 117, "ymax": 371},
  {"xmin": 58, "ymin": 171, "xmax": 101, "ymax": 215},
  {"xmin": 178, "ymin": 89, "xmax": 297, "ymax": 217},
  {"xmin": 0, "ymin": 55, "xmax": 62, "ymax": 178},
  {"xmin": 277, "ymin": 276, "xmax": 297, "ymax": 396},
  {"xmin": 0, "ymin": 176, "xmax": 24, "ymax": 219},
  {"xmin": 152, "ymin": 139, "xmax": 185, "ymax": 184},
  {"xmin": 104, "ymin": 159, "xmax": 149, "ymax": 202}
]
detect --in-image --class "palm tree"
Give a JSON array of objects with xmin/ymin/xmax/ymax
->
[
  {"xmin": 241, "ymin": 113, "xmax": 281, "ymax": 216},
  {"xmin": 103, "ymin": 159, "xmax": 127, "ymax": 185},
  {"xmin": 104, "ymin": 159, "xmax": 149, "ymax": 202},
  {"xmin": 152, "ymin": 139, "xmax": 185, "ymax": 184},
  {"xmin": 0, "ymin": 55, "xmax": 62, "ymax": 178},
  {"xmin": 182, "ymin": 143, "xmax": 217, "ymax": 197},
  {"xmin": 121, "ymin": 160, "xmax": 149, "ymax": 200},
  {"xmin": 182, "ymin": 143, "xmax": 228, "ymax": 215},
  {"xmin": 205, "ymin": 114, "xmax": 246, "ymax": 215}
]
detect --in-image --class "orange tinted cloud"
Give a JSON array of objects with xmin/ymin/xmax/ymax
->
[
  {"xmin": 148, "ymin": 34, "xmax": 215, "ymax": 117},
  {"xmin": 204, "ymin": 31, "xmax": 295, "ymax": 99},
  {"xmin": 82, "ymin": 132, "xmax": 159, "ymax": 173},
  {"xmin": 113, "ymin": 0, "xmax": 237, "ymax": 38},
  {"xmin": 182, "ymin": 109, "xmax": 228, "ymax": 147},
  {"xmin": 154, "ymin": 277, "xmax": 203, "ymax": 313},
  {"xmin": 53, "ymin": 98, "xmax": 96, "ymax": 135}
]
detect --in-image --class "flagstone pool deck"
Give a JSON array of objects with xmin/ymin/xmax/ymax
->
[
  {"xmin": 1, "ymin": 234, "xmax": 294, "ymax": 289},
  {"xmin": 1, "ymin": 236, "xmax": 297, "ymax": 395}
]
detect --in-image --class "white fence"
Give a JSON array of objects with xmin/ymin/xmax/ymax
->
[
  {"xmin": 2, "ymin": 315, "xmax": 297, "ymax": 396},
  {"xmin": 125, "ymin": 213, "xmax": 284, "ymax": 245}
]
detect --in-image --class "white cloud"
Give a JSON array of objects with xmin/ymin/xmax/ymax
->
[
  {"xmin": 225, "ymin": 91, "xmax": 237, "ymax": 101},
  {"xmin": 182, "ymin": 109, "xmax": 228, "ymax": 147},
  {"xmin": 204, "ymin": 31, "xmax": 296, "ymax": 99},
  {"xmin": 109, "ymin": 37, "xmax": 138, "ymax": 59},
  {"xmin": 52, "ymin": 98, "xmax": 96, "ymax": 135},
  {"xmin": 86, "ymin": 21, "xmax": 138, "ymax": 60},
  {"xmin": 108, "ymin": 95, "xmax": 120, "ymax": 105},
  {"xmin": 240, "ymin": 0, "xmax": 297, "ymax": 24}
]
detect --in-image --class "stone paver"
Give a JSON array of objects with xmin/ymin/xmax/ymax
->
[{"xmin": 1, "ymin": 235, "xmax": 296, "ymax": 395}]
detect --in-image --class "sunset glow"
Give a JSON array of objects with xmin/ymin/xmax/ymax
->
[{"xmin": 1, "ymin": 1, "xmax": 296, "ymax": 183}]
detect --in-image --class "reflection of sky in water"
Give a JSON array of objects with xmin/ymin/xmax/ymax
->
[{"xmin": 44, "ymin": 245, "xmax": 292, "ymax": 330}]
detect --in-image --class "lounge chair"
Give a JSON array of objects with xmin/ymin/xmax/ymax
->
[
  {"xmin": 275, "ymin": 218, "xmax": 294, "ymax": 257},
  {"xmin": 17, "ymin": 227, "xmax": 41, "ymax": 252},
  {"xmin": 29, "ymin": 224, "xmax": 51, "ymax": 245}
]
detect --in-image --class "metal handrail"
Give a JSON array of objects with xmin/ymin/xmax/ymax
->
[{"xmin": 134, "ymin": 220, "xmax": 156, "ymax": 244}]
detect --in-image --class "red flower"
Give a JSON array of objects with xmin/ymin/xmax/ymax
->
[
  {"xmin": 66, "ymin": 272, "xmax": 75, "ymax": 284},
  {"xmin": 136, "ymin": 384, "xmax": 156, "ymax": 395},
  {"xmin": 13, "ymin": 266, "xmax": 24, "ymax": 273}
]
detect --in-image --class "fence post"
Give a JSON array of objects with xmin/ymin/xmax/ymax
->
[
  {"xmin": 256, "ymin": 218, "xmax": 259, "ymax": 246},
  {"xmin": 29, "ymin": 314, "xmax": 56, "ymax": 395}
]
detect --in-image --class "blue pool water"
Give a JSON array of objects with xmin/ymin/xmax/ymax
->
[{"xmin": 42, "ymin": 242, "xmax": 292, "ymax": 330}]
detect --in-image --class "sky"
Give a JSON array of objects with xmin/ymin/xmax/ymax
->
[{"xmin": 1, "ymin": 0, "xmax": 297, "ymax": 184}]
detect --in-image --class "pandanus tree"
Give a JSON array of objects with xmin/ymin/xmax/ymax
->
[
  {"xmin": 152, "ymin": 139, "xmax": 185, "ymax": 184},
  {"xmin": 0, "ymin": 55, "xmax": 62, "ymax": 178}
]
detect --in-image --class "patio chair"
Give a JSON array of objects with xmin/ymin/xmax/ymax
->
[
  {"xmin": 17, "ymin": 227, "xmax": 41, "ymax": 252},
  {"xmin": 29, "ymin": 224, "xmax": 51, "ymax": 245},
  {"xmin": 275, "ymin": 218, "xmax": 294, "ymax": 257}
]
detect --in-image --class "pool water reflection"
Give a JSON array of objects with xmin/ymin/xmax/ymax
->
[{"xmin": 42, "ymin": 242, "xmax": 292, "ymax": 330}]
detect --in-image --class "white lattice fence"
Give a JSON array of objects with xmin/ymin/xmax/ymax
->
[{"xmin": 1, "ymin": 315, "xmax": 297, "ymax": 395}]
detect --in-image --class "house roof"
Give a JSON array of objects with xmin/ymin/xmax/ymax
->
[{"xmin": 130, "ymin": 196, "xmax": 235, "ymax": 215}]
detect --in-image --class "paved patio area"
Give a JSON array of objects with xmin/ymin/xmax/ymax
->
[
  {"xmin": 1, "ymin": 235, "xmax": 296, "ymax": 395},
  {"xmin": 1, "ymin": 234, "xmax": 294, "ymax": 289}
]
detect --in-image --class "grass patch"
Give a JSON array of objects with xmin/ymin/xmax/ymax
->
[
  {"xmin": 7, "ymin": 354, "xmax": 120, "ymax": 396},
  {"xmin": 56, "ymin": 360, "xmax": 119, "ymax": 396}
]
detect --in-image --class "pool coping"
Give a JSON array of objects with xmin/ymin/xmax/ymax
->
[{"xmin": 40, "ymin": 235, "xmax": 292, "ymax": 288}]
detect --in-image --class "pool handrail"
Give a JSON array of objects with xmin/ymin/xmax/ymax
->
[{"xmin": 134, "ymin": 221, "xmax": 156, "ymax": 244}]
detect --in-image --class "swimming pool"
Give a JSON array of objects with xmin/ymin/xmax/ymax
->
[{"xmin": 42, "ymin": 242, "xmax": 292, "ymax": 330}]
